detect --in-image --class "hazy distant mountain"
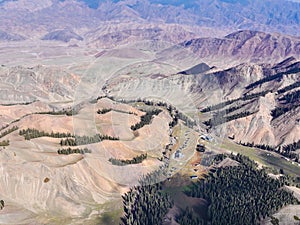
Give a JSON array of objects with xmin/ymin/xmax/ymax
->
[
  {"xmin": 1, "ymin": 0, "xmax": 300, "ymax": 38},
  {"xmin": 86, "ymin": 23, "xmax": 197, "ymax": 48},
  {"xmin": 0, "ymin": 30, "xmax": 25, "ymax": 41}
]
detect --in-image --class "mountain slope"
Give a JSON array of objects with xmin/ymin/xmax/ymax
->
[
  {"xmin": 0, "ymin": 65, "xmax": 80, "ymax": 103},
  {"xmin": 41, "ymin": 29, "xmax": 83, "ymax": 42},
  {"xmin": 103, "ymin": 55, "xmax": 300, "ymax": 149},
  {"xmin": 0, "ymin": 30, "xmax": 25, "ymax": 41},
  {"xmin": 86, "ymin": 23, "xmax": 197, "ymax": 48},
  {"xmin": 179, "ymin": 30, "xmax": 300, "ymax": 66}
]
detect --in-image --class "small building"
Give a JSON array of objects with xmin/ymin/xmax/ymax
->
[
  {"xmin": 201, "ymin": 135, "xmax": 213, "ymax": 142},
  {"xmin": 174, "ymin": 150, "xmax": 182, "ymax": 159},
  {"xmin": 196, "ymin": 144, "xmax": 205, "ymax": 152}
]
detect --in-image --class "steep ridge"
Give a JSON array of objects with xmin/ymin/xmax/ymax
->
[
  {"xmin": 104, "ymin": 57, "xmax": 300, "ymax": 147},
  {"xmin": 180, "ymin": 30, "xmax": 300, "ymax": 66},
  {"xmin": 200, "ymin": 59, "xmax": 300, "ymax": 146}
]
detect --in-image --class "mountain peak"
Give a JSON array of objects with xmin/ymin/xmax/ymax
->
[
  {"xmin": 225, "ymin": 30, "xmax": 266, "ymax": 40},
  {"xmin": 41, "ymin": 29, "xmax": 83, "ymax": 42}
]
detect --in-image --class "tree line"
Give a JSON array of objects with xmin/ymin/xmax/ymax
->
[
  {"xmin": 97, "ymin": 108, "xmax": 112, "ymax": 114},
  {"xmin": 271, "ymin": 106, "xmax": 298, "ymax": 119},
  {"xmin": 60, "ymin": 134, "xmax": 119, "ymax": 146},
  {"xmin": 283, "ymin": 140, "xmax": 300, "ymax": 154},
  {"xmin": 19, "ymin": 128, "xmax": 73, "ymax": 140},
  {"xmin": 277, "ymin": 80, "xmax": 300, "ymax": 94},
  {"xmin": 272, "ymin": 89, "xmax": 300, "ymax": 119},
  {"xmin": 97, "ymin": 108, "xmax": 137, "ymax": 115},
  {"xmin": 109, "ymin": 153, "xmax": 147, "ymax": 166},
  {"xmin": 279, "ymin": 89, "xmax": 300, "ymax": 104},
  {"xmin": 0, "ymin": 140, "xmax": 9, "ymax": 147},
  {"xmin": 246, "ymin": 67, "xmax": 300, "ymax": 89},
  {"xmin": 107, "ymin": 96, "xmax": 196, "ymax": 129},
  {"xmin": 183, "ymin": 153, "xmax": 298, "ymax": 225},
  {"xmin": 36, "ymin": 109, "xmax": 74, "ymax": 116},
  {"xmin": 0, "ymin": 126, "xmax": 18, "ymax": 138},
  {"xmin": 131, "ymin": 109, "xmax": 162, "ymax": 131},
  {"xmin": 139, "ymin": 99, "xmax": 197, "ymax": 128},
  {"xmin": 239, "ymin": 141, "xmax": 300, "ymax": 161},
  {"xmin": 204, "ymin": 111, "xmax": 256, "ymax": 127},
  {"xmin": 200, "ymin": 90, "xmax": 270, "ymax": 113},
  {"xmin": 57, "ymin": 147, "xmax": 91, "ymax": 155}
]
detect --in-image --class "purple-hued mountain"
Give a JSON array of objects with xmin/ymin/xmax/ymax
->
[{"xmin": 1, "ymin": 0, "xmax": 300, "ymax": 38}]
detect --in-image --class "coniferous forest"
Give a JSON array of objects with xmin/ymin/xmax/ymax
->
[
  {"xmin": 182, "ymin": 154, "xmax": 298, "ymax": 225},
  {"xmin": 131, "ymin": 109, "xmax": 162, "ymax": 130},
  {"xmin": 121, "ymin": 154, "xmax": 299, "ymax": 225},
  {"xmin": 120, "ymin": 168, "xmax": 173, "ymax": 225}
]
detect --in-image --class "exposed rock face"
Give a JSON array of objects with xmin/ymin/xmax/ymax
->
[{"xmin": 104, "ymin": 57, "xmax": 300, "ymax": 147}]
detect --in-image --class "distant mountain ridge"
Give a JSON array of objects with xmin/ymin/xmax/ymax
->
[
  {"xmin": 1, "ymin": 0, "xmax": 300, "ymax": 38},
  {"xmin": 180, "ymin": 30, "xmax": 300, "ymax": 65}
]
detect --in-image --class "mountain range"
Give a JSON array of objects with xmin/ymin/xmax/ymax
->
[
  {"xmin": 0, "ymin": 1, "xmax": 300, "ymax": 224},
  {"xmin": 1, "ymin": 0, "xmax": 300, "ymax": 39}
]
